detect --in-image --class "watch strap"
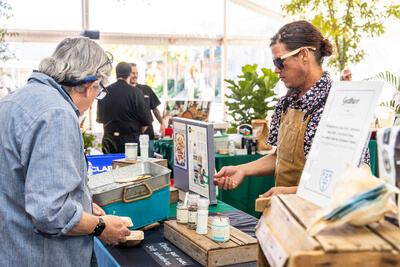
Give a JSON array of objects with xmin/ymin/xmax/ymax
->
[{"xmin": 91, "ymin": 217, "xmax": 106, "ymax": 236}]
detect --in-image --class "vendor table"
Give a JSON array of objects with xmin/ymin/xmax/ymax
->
[
  {"xmin": 154, "ymin": 139, "xmax": 274, "ymax": 217},
  {"xmin": 154, "ymin": 139, "xmax": 378, "ymax": 218},
  {"xmin": 94, "ymin": 200, "xmax": 258, "ymax": 267}
]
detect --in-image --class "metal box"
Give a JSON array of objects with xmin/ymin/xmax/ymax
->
[{"xmin": 88, "ymin": 162, "xmax": 171, "ymax": 229}]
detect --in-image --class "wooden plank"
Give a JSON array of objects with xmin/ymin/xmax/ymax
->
[
  {"xmin": 257, "ymin": 243, "xmax": 271, "ymax": 267},
  {"xmin": 277, "ymin": 194, "xmax": 321, "ymax": 228},
  {"xmin": 289, "ymin": 250, "xmax": 400, "ymax": 267},
  {"xmin": 165, "ymin": 219, "xmax": 257, "ymax": 266},
  {"xmin": 257, "ymin": 196, "xmax": 321, "ymax": 255},
  {"xmin": 368, "ymin": 220, "xmax": 400, "ymax": 250},
  {"xmin": 164, "ymin": 222, "xmax": 207, "ymax": 266},
  {"xmin": 255, "ymin": 197, "xmax": 271, "ymax": 212},
  {"xmin": 208, "ymin": 244, "xmax": 257, "ymax": 267},
  {"xmin": 314, "ymin": 224, "xmax": 393, "ymax": 252},
  {"xmin": 256, "ymin": 222, "xmax": 288, "ymax": 267},
  {"xmin": 279, "ymin": 194, "xmax": 393, "ymax": 253},
  {"xmin": 165, "ymin": 220, "xmax": 221, "ymax": 250},
  {"xmin": 169, "ymin": 186, "xmax": 179, "ymax": 204}
]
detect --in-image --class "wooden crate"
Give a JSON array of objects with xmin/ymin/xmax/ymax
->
[
  {"xmin": 112, "ymin": 158, "xmax": 168, "ymax": 169},
  {"xmin": 255, "ymin": 195, "xmax": 400, "ymax": 267},
  {"xmin": 164, "ymin": 218, "xmax": 257, "ymax": 267},
  {"xmin": 169, "ymin": 186, "xmax": 179, "ymax": 204}
]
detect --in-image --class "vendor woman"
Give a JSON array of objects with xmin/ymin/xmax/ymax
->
[{"xmin": 213, "ymin": 20, "xmax": 370, "ymax": 197}]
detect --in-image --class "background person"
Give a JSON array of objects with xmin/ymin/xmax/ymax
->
[
  {"xmin": 129, "ymin": 63, "xmax": 165, "ymax": 157},
  {"xmin": 214, "ymin": 20, "xmax": 370, "ymax": 198},
  {"xmin": 0, "ymin": 37, "xmax": 131, "ymax": 267},
  {"xmin": 97, "ymin": 61, "xmax": 153, "ymax": 154},
  {"xmin": 340, "ymin": 68, "xmax": 352, "ymax": 81}
]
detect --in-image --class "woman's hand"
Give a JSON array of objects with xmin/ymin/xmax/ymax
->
[{"xmin": 93, "ymin": 203, "xmax": 106, "ymax": 216}]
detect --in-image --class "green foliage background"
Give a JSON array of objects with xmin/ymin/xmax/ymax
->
[
  {"xmin": 282, "ymin": 0, "xmax": 400, "ymax": 73},
  {"xmin": 224, "ymin": 64, "xmax": 279, "ymax": 129}
]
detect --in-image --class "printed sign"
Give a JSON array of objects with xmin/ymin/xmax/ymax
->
[
  {"xmin": 173, "ymin": 122, "xmax": 187, "ymax": 170},
  {"xmin": 187, "ymin": 125, "xmax": 210, "ymax": 198},
  {"xmin": 142, "ymin": 242, "xmax": 195, "ymax": 267},
  {"xmin": 297, "ymin": 81, "xmax": 384, "ymax": 207}
]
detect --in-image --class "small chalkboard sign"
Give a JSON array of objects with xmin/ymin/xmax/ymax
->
[{"xmin": 142, "ymin": 242, "xmax": 195, "ymax": 266}]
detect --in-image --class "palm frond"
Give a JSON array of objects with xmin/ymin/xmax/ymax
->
[{"xmin": 367, "ymin": 71, "xmax": 400, "ymax": 91}]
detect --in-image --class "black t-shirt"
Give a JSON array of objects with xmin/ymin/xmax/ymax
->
[
  {"xmin": 136, "ymin": 84, "xmax": 161, "ymax": 140},
  {"xmin": 96, "ymin": 80, "xmax": 153, "ymax": 135}
]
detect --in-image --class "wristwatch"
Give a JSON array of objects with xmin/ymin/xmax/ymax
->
[{"xmin": 91, "ymin": 217, "xmax": 106, "ymax": 236}]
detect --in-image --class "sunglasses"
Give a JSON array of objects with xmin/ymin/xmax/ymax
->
[
  {"xmin": 273, "ymin": 46, "xmax": 316, "ymax": 70},
  {"xmin": 96, "ymin": 82, "xmax": 108, "ymax": 100}
]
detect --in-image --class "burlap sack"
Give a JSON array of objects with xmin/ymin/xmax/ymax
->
[{"xmin": 252, "ymin": 119, "xmax": 272, "ymax": 151}]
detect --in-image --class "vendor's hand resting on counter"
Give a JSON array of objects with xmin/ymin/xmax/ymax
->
[{"xmin": 259, "ymin": 186, "xmax": 298, "ymax": 198}]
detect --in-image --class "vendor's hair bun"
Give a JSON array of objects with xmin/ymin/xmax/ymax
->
[{"xmin": 321, "ymin": 38, "xmax": 333, "ymax": 57}]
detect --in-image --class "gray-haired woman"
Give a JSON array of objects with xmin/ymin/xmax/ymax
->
[{"xmin": 0, "ymin": 37, "xmax": 131, "ymax": 267}]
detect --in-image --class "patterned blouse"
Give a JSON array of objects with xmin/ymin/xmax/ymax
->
[{"xmin": 267, "ymin": 72, "xmax": 370, "ymax": 165}]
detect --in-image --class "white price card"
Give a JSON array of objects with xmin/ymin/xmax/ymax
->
[{"xmin": 297, "ymin": 81, "xmax": 384, "ymax": 207}]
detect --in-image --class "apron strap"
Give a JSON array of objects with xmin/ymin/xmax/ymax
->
[{"xmin": 301, "ymin": 95, "xmax": 328, "ymax": 122}]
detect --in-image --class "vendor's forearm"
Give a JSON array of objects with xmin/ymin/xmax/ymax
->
[{"xmin": 241, "ymin": 152, "xmax": 276, "ymax": 177}]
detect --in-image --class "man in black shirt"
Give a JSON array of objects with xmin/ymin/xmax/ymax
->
[
  {"xmin": 97, "ymin": 62, "xmax": 152, "ymax": 154},
  {"xmin": 129, "ymin": 63, "xmax": 165, "ymax": 157}
]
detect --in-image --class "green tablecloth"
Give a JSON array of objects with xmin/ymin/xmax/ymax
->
[
  {"xmin": 215, "ymin": 153, "xmax": 275, "ymax": 217},
  {"xmin": 154, "ymin": 138, "xmax": 173, "ymax": 170},
  {"xmin": 369, "ymin": 139, "xmax": 377, "ymax": 176},
  {"xmin": 169, "ymin": 199, "xmax": 236, "ymax": 218}
]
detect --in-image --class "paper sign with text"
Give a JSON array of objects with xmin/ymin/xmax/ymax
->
[{"xmin": 297, "ymin": 81, "xmax": 384, "ymax": 207}]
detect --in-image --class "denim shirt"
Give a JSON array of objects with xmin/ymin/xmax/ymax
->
[{"xmin": 0, "ymin": 72, "xmax": 95, "ymax": 266}]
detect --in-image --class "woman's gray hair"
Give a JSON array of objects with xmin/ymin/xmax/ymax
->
[{"xmin": 39, "ymin": 37, "xmax": 112, "ymax": 93}]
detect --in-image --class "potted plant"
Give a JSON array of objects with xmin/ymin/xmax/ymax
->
[
  {"xmin": 82, "ymin": 130, "xmax": 102, "ymax": 155},
  {"xmin": 224, "ymin": 64, "xmax": 279, "ymax": 129}
]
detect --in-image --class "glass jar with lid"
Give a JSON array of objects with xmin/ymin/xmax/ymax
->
[
  {"xmin": 187, "ymin": 194, "xmax": 200, "ymax": 230},
  {"xmin": 211, "ymin": 215, "xmax": 230, "ymax": 242},
  {"xmin": 176, "ymin": 202, "xmax": 188, "ymax": 224},
  {"xmin": 196, "ymin": 198, "xmax": 210, "ymax": 235}
]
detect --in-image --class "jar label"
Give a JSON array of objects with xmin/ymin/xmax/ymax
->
[
  {"xmin": 188, "ymin": 211, "xmax": 197, "ymax": 224},
  {"xmin": 125, "ymin": 147, "xmax": 138, "ymax": 160},
  {"xmin": 211, "ymin": 223, "xmax": 230, "ymax": 242},
  {"xmin": 196, "ymin": 214, "xmax": 208, "ymax": 234},
  {"xmin": 177, "ymin": 209, "xmax": 188, "ymax": 223}
]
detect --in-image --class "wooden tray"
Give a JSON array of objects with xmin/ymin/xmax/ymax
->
[
  {"xmin": 256, "ymin": 194, "xmax": 400, "ymax": 267},
  {"xmin": 164, "ymin": 218, "xmax": 257, "ymax": 267}
]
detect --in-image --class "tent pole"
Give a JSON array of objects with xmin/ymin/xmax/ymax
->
[{"xmin": 222, "ymin": 0, "xmax": 227, "ymax": 121}]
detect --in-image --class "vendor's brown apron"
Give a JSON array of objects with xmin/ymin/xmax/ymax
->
[{"xmin": 275, "ymin": 96, "xmax": 327, "ymax": 186}]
